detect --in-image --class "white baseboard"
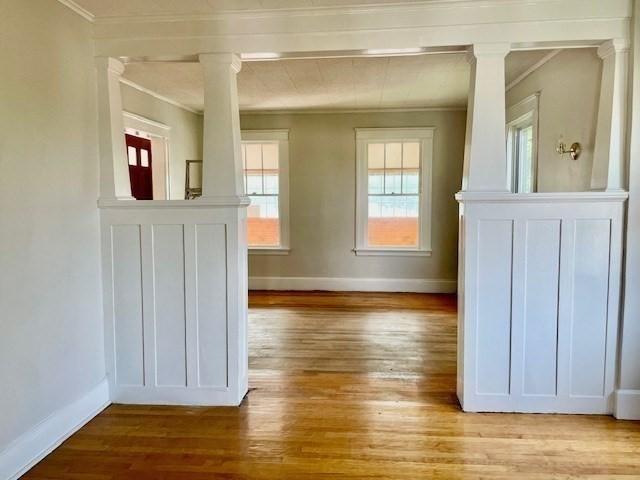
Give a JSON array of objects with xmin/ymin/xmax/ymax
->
[
  {"xmin": 0, "ymin": 379, "xmax": 111, "ymax": 480},
  {"xmin": 614, "ymin": 389, "xmax": 640, "ymax": 420},
  {"xmin": 249, "ymin": 276, "xmax": 457, "ymax": 293}
]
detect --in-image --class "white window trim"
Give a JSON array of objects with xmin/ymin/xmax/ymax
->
[
  {"xmin": 354, "ymin": 127, "xmax": 434, "ymax": 256},
  {"xmin": 506, "ymin": 93, "xmax": 539, "ymax": 193},
  {"xmin": 241, "ymin": 129, "xmax": 290, "ymax": 255}
]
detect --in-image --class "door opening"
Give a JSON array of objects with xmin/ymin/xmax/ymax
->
[{"xmin": 126, "ymin": 133, "xmax": 154, "ymax": 200}]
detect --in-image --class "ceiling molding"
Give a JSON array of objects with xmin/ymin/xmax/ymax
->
[
  {"xmin": 56, "ymin": 0, "xmax": 94, "ymax": 22},
  {"xmin": 506, "ymin": 49, "xmax": 562, "ymax": 91},
  {"xmin": 119, "ymin": 78, "xmax": 202, "ymax": 115},
  {"xmin": 239, "ymin": 106, "xmax": 467, "ymax": 115}
]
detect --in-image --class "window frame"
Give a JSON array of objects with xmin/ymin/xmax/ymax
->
[
  {"xmin": 506, "ymin": 93, "xmax": 539, "ymax": 193},
  {"xmin": 241, "ymin": 129, "xmax": 290, "ymax": 255},
  {"xmin": 354, "ymin": 127, "xmax": 434, "ymax": 257}
]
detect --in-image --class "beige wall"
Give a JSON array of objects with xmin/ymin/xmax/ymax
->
[
  {"xmin": 121, "ymin": 85, "xmax": 203, "ymax": 200},
  {"xmin": 0, "ymin": 0, "xmax": 105, "ymax": 451},
  {"xmin": 507, "ymin": 48, "xmax": 602, "ymax": 192},
  {"xmin": 240, "ymin": 110, "xmax": 466, "ymax": 282}
]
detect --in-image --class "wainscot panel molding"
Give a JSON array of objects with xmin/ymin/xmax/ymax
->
[
  {"xmin": 100, "ymin": 202, "xmax": 249, "ymax": 406},
  {"xmin": 0, "ymin": 380, "xmax": 110, "ymax": 480},
  {"xmin": 249, "ymin": 276, "xmax": 457, "ymax": 294},
  {"xmin": 456, "ymin": 191, "xmax": 626, "ymax": 414}
]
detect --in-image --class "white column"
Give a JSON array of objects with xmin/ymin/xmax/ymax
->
[
  {"xmin": 199, "ymin": 53, "xmax": 245, "ymax": 198},
  {"xmin": 462, "ymin": 43, "xmax": 511, "ymax": 192},
  {"xmin": 96, "ymin": 57, "xmax": 133, "ymax": 201},
  {"xmin": 592, "ymin": 39, "xmax": 630, "ymax": 191},
  {"xmin": 617, "ymin": 3, "xmax": 640, "ymax": 420}
]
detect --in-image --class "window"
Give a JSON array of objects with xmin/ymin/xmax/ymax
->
[
  {"xmin": 355, "ymin": 128, "xmax": 434, "ymax": 256},
  {"xmin": 506, "ymin": 94, "xmax": 539, "ymax": 193},
  {"xmin": 241, "ymin": 130, "xmax": 290, "ymax": 253}
]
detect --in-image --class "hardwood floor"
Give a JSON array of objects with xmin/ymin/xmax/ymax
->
[{"xmin": 25, "ymin": 292, "xmax": 640, "ymax": 479}]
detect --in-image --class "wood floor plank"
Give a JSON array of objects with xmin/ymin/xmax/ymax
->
[{"xmin": 23, "ymin": 292, "xmax": 640, "ymax": 479}]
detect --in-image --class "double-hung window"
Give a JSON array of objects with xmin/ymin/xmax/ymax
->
[
  {"xmin": 241, "ymin": 130, "xmax": 290, "ymax": 253},
  {"xmin": 355, "ymin": 128, "xmax": 434, "ymax": 256}
]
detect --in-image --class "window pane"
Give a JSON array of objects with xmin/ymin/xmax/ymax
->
[
  {"xmin": 368, "ymin": 143, "xmax": 385, "ymax": 169},
  {"xmin": 127, "ymin": 146, "xmax": 137, "ymax": 166},
  {"xmin": 248, "ymin": 195, "xmax": 280, "ymax": 247},
  {"xmin": 367, "ymin": 195, "xmax": 419, "ymax": 248},
  {"xmin": 368, "ymin": 171, "xmax": 384, "ymax": 194},
  {"xmin": 402, "ymin": 170, "xmax": 420, "ymax": 194},
  {"xmin": 246, "ymin": 173, "xmax": 263, "ymax": 194},
  {"xmin": 262, "ymin": 143, "xmax": 279, "ymax": 170},
  {"xmin": 140, "ymin": 149, "xmax": 149, "ymax": 167},
  {"xmin": 245, "ymin": 143, "xmax": 262, "ymax": 171},
  {"xmin": 403, "ymin": 142, "xmax": 420, "ymax": 169},
  {"xmin": 264, "ymin": 173, "xmax": 279, "ymax": 194},
  {"xmin": 385, "ymin": 173, "xmax": 402, "ymax": 194},
  {"xmin": 385, "ymin": 143, "xmax": 402, "ymax": 169}
]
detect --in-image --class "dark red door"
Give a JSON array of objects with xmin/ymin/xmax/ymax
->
[{"xmin": 125, "ymin": 134, "xmax": 153, "ymax": 200}]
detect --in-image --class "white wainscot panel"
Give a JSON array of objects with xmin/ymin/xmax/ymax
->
[
  {"xmin": 101, "ymin": 204, "xmax": 248, "ymax": 406},
  {"xmin": 111, "ymin": 225, "xmax": 144, "ymax": 387},
  {"xmin": 522, "ymin": 219, "xmax": 561, "ymax": 397},
  {"xmin": 457, "ymin": 192, "xmax": 625, "ymax": 414},
  {"xmin": 475, "ymin": 219, "xmax": 513, "ymax": 396}
]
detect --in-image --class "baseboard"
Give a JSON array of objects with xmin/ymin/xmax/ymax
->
[
  {"xmin": 0, "ymin": 379, "xmax": 111, "ymax": 480},
  {"xmin": 614, "ymin": 389, "xmax": 640, "ymax": 420},
  {"xmin": 249, "ymin": 276, "xmax": 457, "ymax": 293}
]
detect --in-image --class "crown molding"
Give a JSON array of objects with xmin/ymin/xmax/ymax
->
[
  {"xmin": 506, "ymin": 49, "xmax": 562, "ymax": 92},
  {"xmin": 119, "ymin": 78, "xmax": 202, "ymax": 115},
  {"xmin": 239, "ymin": 106, "xmax": 466, "ymax": 115},
  {"xmin": 56, "ymin": 0, "xmax": 94, "ymax": 22}
]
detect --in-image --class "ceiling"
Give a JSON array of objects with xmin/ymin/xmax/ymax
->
[
  {"xmin": 69, "ymin": 0, "xmax": 453, "ymax": 18},
  {"xmin": 121, "ymin": 49, "xmax": 555, "ymax": 113}
]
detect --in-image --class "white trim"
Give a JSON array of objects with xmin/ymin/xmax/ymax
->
[
  {"xmin": 98, "ymin": 196, "xmax": 251, "ymax": 209},
  {"xmin": 119, "ymin": 78, "xmax": 201, "ymax": 115},
  {"xmin": 506, "ymin": 93, "xmax": 540, "ymax": 193},
  {"xmin": 241, "ymin": 130, "xmax": 291, "ymax": 251},
  {"xmin": 248, "ymin": 276, "xmax": 457, "ymax": 293},
  {"xmin": 123, "ymin": 111, "xmax": 170, "ymax": 132},
  {"xmin": 455, "ymin": 191, "xmax": 629, "ymax": 203},
  {"xmin": 241, "ymin": 107, "xmax": 466, "ymax": 115},
  {"xmin": 55, "ymin": 0, "xmax": 94, "ymax": 22},
  {"xmin": 506, "ymin": 49, "xmax": 562, "ymax": 91},
  {"xmin": 355, "ymin": 127, "xmax": 434, "ymax": 255},
  {"xmin": 614, "ymin": 389, "xmax": 640, "ymax": 420},
  {"xmin": 249, "ymin": 248, "xmax": 290, "ymax": 255},
  {"xmin": 0, "ymin": 379, "xmax": 110, "ymax": 480},
  {"xmin": 353, "ymin": 248, "xmax": 432, "ymax": 257}
]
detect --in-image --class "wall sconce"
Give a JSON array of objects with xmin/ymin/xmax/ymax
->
[{"xmin": 556, "ymin": 141, "xmax": 581, "ymax": 161}]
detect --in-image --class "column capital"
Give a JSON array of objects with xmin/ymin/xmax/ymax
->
[
  {"xmin": 199, "ymin": 53, "xmax": 242, "ymax": 74},
  {"xmin": 467, "ymin": 42, "xmax": 511, "ymax": 63},
  {"xmin": 598, "ymin": 39, "xmax": 630, "ymax": 59},
  {"xmin": 95, "ymin": 57, "xmax": 125, "ymax": 76}
]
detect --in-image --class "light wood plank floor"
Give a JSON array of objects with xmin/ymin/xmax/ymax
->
[{"xmin": 25, "ymin": 292, "xmax": 640, "ymax": 479}]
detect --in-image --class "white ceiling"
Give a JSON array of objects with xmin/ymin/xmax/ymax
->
[
  {"xmin": 121, "ymin": 50, "xmax": 554, "ymax": 113},
  {"xmin": 70, "ymin": 0, "xmax": 451, "ymax": 18}
]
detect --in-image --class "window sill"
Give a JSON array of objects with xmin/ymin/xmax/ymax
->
[
  {"xmin": 249, "ymin": 247, "xmax": 290, "ymax": 256},
  {"xmin": 353, "ymin": 248, "xmax": 432, "ymax": 257}
]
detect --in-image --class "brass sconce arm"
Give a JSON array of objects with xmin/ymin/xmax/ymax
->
[{"xmin": 556, "ymin": 142, "xmax": 581, "ymax": 161}]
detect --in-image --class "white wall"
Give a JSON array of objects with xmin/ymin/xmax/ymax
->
[
  {"xmin": 240, "ymin": 110, "xmax": 466, "ymax": 286},
  {"xmin": 120, "ymin": 84, "xmax": 203, "ymax": 199},
  {"xmin": 506, "ymin": 49, "xmax": 603, "ymax": 192},
  {"xmin": 0, "ymin": 0, "xmax": 105, "ymax": 453}
]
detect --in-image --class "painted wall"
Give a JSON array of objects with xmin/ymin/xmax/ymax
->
[
  {"xmin": 506, "ymin": 48, "xmax": 603, "ymax": 192},
  {"xmin": 0, "ymin": 0, "xmax": 105, "ymax": 451},
  {"xmin": 240, "ymin": 110, "xmax": 466, "ymax": 283},
  {"xmin": 120, "ymin": 85, "xmax": 203, "ymax": 200}
]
